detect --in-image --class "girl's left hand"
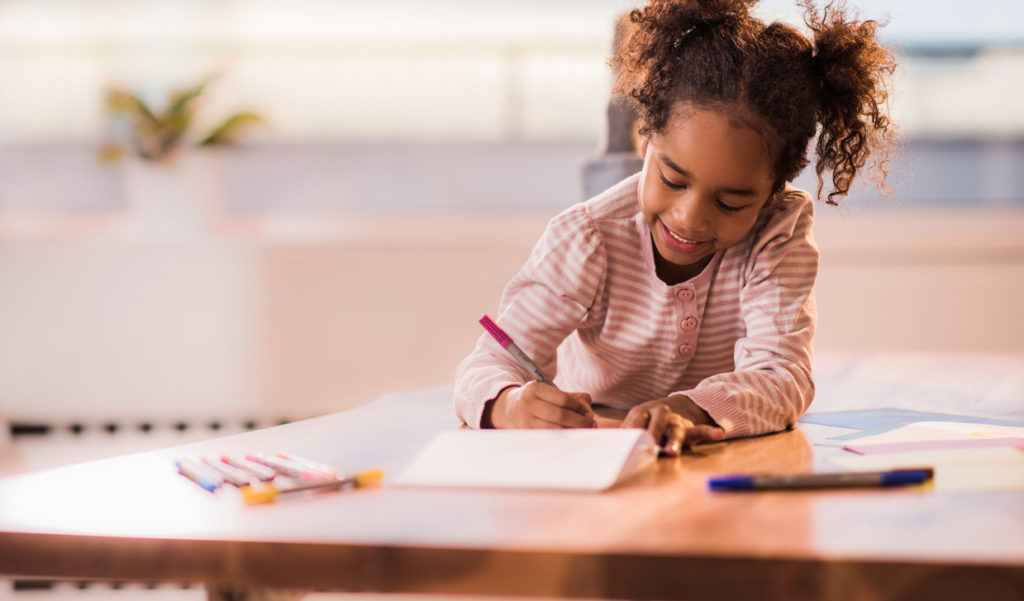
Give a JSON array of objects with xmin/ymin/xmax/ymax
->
[{"xmin": 621, "ymin": 396, "xmax": 724, "ymax": 456}]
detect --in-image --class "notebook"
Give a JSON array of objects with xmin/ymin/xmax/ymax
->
[{"xmin": 392, "ymin": 429, "xmax": 658, "ymax": 492}]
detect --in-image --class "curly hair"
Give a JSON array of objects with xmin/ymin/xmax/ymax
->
[{"xmin": 611, "ymin": 0, "xmax": 897, "ymax": 205}]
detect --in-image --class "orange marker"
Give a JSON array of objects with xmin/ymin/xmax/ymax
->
[{"xmin": 240, "ymin": 469, "xmax": 384, "ymax": 505}]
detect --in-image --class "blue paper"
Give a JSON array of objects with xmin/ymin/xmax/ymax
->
[
  {"xmin": 969, "ymin": 417, "xmax": 1024, "ymax": 427},
  {"xmin": 827, "ymin": 423, "xmax": 909, "ymax": 441},
  {"xmin": 799, "ymin": 408, "xmax": 1024, "ymax": 431}
]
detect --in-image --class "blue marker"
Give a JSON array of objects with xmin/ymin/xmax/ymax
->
[
  {"xmin": 708, "ymin": 468, "xmax": 933, "ymax": 491},
  {"xmin": 175, "ymin": 458, "xmax": 223, "ymax": 492}
]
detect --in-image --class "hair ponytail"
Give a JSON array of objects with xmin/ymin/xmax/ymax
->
[
  {"xmin": 612, "ymin": 0, "xmax": 898, "ymax": 206},
  {"xmin": 804, "ymin": 0, "xmax": 897, "ymax": 205}
]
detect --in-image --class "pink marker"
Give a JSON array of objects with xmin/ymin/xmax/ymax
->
[
  {"xmin": 276, "ymin": 450, "xmax": 340, "ymax": 478},
  {"xmin": 223, "ymin": 455, "xmax": 276, "ymax": 481},
  {"xmin": 479, "ymin": 315, "xmax": 555, "ymax": 386},
  {"xmin": 247, "ymin": 452, "xmax": 334, "ymax": 482}
]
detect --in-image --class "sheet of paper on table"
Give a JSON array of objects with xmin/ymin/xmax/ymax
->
[
  {"xmin": 826, "ymin": 447, "xmax": 1024, "ymax": 493},
  {"xmin": 393, "ymin": 429, "xmax": 658, "ymax": 492},
  {"xmin": 800, "ymin": 408, "xmax": 1024, "ymax": 431},
  {"xmin": 842, "ymin": 421, "xmax": 1024, "ymax": 455}
]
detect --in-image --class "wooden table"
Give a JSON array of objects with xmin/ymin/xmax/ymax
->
[{"xmin": 1, "ymin": 354, "xmax": 1023, "ymax": 601}]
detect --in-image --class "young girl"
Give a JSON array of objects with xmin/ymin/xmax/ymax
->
[{"xmin": 455, "ymin": 0, "xmax": 896, "ymax": 454}]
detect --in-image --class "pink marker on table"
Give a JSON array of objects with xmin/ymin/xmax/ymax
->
[
  {"xmin": 479, "ymin": 315, "xmax": 555, "ymax": 387},
  {"xmin": 246, "ymin": 452, "xmax": 334, "ymax": 482}
]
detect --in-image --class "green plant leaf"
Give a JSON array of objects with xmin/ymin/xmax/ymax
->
[
  {"xmin": 198, "ymin": 112, "xmax": 265, "ymax": 146},
  {"xmin": 101, "ymin": 75, "xmax": 259, "ymax": 161},
  {"xmin": 166, "ymin": 79, "xmax": 208, "ymax": 124}
]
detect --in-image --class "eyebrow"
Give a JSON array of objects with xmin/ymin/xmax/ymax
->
[{"xmin": 660, "ymin": 154, "xmax": 760, "ymax": 198}]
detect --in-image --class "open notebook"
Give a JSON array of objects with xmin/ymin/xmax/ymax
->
[{"xmin": 393, "ymin": 429, "xmax": 658, "ymax": 492}]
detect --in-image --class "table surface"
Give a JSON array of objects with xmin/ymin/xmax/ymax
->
[{"xmin": 1, "ymin": 352, "xmax": 1023, "ymax": 601}]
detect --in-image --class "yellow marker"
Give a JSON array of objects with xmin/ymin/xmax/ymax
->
[{"xmin": 241, "ymin": 469, "xmax": 384, "ymax": 505}]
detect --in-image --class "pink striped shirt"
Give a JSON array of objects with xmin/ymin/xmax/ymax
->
[{"xmin": 455, "ymin": 174, "xmax": 818, "ymax": 437}]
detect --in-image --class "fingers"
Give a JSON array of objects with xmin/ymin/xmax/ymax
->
[
  {"xmin": 572, "ymin": 392, "xmax": 595, "ymax": 416},
  {"xmin": 661, "ymin": 415, "xmax": 688, "ymax": 457},
  {"xmin": 514, "ymin": 382, "xmax": 597, "ymax": 429},
  {"xmin": 664, "ymin": 423, "xmax": 725, "ymax": 455},
  {"xmin": 621, "ymin": 405, "xmax": 651, "ymax": 429},
  {"xmin": 623, "ymin": 404, "xmax": 677, "ymax": 448},
  {"xmin": 529, "ymin": 400, "xmax": 598, "ymax": 429},
  {"xmin": 685, "ymin": 425, "xmax": 725, "ymax": 445},
  {"xmin": 646, "ymin": 405, "xmax": 673, "ymax": 443},
  {"xmin": 531, "ymin": 385, "xmax": 593, "ymax": 418},
  {"xmin": 619, "ymin": 402, "xmax": 726, "ymax": 456}
]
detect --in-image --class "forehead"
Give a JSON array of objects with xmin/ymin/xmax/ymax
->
[{"xmin": 656, "ymin": 105, "xmax": 774, "ymax": 188}]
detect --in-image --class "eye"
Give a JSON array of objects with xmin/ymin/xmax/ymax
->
[
  {"xmin": 715, "ymin": 199, "xmax": 744, "ymax": 213},
  {"xmin": 658, "ymin": 172, "xmax": 686, "ymax": 191}
]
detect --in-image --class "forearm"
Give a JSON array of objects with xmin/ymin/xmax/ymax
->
[{"xmin": 684, "ymin": 361, "xmax": 814, "ymax": 437}]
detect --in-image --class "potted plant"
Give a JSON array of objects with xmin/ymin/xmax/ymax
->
[{"xmin": 100, "ymin": 79, "xmax": 264, "ymax": 239}]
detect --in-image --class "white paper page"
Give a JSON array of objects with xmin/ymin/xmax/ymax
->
[
  {"xmin": 826, "ymin": 447, "xmax": 1024, "ymax": 493},
  {"xmin": 393, "ymin": 429, "xmax": 658, "ymax": 492},
  {"xmin": 850, "ymin": 421, "xmax": 1024, "ymax": 448}
]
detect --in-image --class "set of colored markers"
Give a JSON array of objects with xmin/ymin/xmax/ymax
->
[{"xmin": 175, "ymin": 451, "xmax": 383, "ymax": 505}]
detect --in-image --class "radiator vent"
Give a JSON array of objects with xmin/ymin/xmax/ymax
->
[{"xmin": 8, "ymin": 419, "xmax": 293, "ymax": 438}]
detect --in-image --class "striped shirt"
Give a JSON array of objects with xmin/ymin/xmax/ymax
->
[{"xmin": 455, "ymin": 173, "xmax": 818, "ymax": 437}]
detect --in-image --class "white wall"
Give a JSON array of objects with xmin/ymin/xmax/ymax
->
[{"xmin": 1, "ymin": 208, "xmax": 1021, "ymax": 426}]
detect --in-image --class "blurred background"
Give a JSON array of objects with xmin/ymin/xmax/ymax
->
[
  {"xmin": 0, "ymin": 0, "xmax": 1022, "ymax": 598},
  {"xmin": 0, "ymin": 0, "xmax": 1023, "ymax": 591}
]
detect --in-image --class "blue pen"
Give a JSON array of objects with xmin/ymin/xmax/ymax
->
[{"xmin": 708, "ymin": 468, "xmax": 933, "ymax": 491}]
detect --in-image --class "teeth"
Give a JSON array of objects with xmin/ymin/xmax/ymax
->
[{"xmin": 667, "ymin": 228, "xmax": 700, "ymax": 244}]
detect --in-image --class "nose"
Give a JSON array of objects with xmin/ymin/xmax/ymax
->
[{"xmin": 672, "ymin": 191, "xmax": 712, "ymax": 234}]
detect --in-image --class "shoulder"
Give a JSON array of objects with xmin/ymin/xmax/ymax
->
[
  {"xmin": 512, "ymin": 189, "xmax": 618, "ymax": 311},
  {"xmin": 582, "ymin": 172, "xmax": 642, "ymax": 223},
  {"xmin": 540, "ymin": 172, "xmax": 641, "ymax": 250},
  {"xmin": 749, "ymin": 186, "xmax": 816, "ymax": 252},
  {"xmin": 728, "ymin": 186, "xmax": 818, "ymax": 282}
]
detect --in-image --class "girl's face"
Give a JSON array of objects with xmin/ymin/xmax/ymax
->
[{"xmin": 638, "ymin": 106, "xmax": 775, "ymax": 283}]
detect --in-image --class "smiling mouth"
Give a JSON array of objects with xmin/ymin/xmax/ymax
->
[{"xmin": 660, "ymin": 221, "xmax": 710, "ymax": 252}]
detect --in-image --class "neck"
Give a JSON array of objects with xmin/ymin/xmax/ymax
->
[{"xmin": 651, "ymin": 235, "xmax": 712, "ymax": 286}]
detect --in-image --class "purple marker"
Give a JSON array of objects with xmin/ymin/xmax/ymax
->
[{"xmin": 479, "ymin": 315, "xmax": 555, "ymax": 386}]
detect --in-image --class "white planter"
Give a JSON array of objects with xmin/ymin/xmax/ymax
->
[{"xmin": 123, "ymin": 150, "xmax": 224, "ymax": 241}]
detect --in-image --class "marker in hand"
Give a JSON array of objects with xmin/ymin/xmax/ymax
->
[
  {"xmin": 480, "ymin": 315, "xmax": 555, "ymax": 386},
  {"xmin": 480, "ymin": 315, "xmax": 595, "ymax": 428}
]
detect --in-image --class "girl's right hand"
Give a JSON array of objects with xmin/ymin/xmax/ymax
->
[{"xmin": 486, "ymin": 382, "xmax": 597, "ymax": 429}]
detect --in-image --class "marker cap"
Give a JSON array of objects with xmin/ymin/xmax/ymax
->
[
  {"xmin": 880, "ymin": 469, "xmax": 933, "ymax": 486},
  {"xmin": 707, "ymin": 475, "xmax": 754, "ymax": 491}
]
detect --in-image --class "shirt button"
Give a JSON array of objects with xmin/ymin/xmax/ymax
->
[
  {"xmin": 681, "ymin": 317, "xmax": 698, "ymax": 332},
  {"xmin": 677, "ymin": 288, "xmax": 694, "ymax": 302},
  {"xmin": 678, "ymin": 343, "xmax": 694, "ymax": 356}
]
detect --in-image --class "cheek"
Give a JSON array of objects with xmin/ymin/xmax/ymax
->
[{"xmin": 639, "ymin": 172, "xmax": 669, "ymax": 216}]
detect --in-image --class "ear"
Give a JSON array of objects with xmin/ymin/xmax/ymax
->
[{"xmin": 638, "ymin": 136, "xmax": 650, "ymax": 158}]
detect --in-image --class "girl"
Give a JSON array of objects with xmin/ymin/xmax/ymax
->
[{"xmin": 455, "ymin": 0, "xmax": 896, "ymax": 454}]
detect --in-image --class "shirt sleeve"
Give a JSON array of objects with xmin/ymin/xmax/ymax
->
[
  {"xmin": 680, "ymin": 190, "xmax": 819, "ymax": 437},
  {"xmin": 454, "ymin": 203, "xmax": 608, "ymax": 428}
]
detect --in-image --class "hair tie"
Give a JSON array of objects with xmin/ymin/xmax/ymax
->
[{"xmin": 673, "ymin": 28, "xmax": 695, "ymax": 48}]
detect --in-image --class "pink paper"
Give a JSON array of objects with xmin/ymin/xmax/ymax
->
[{"xmin": 846, "ymin": 437, "xmax": 1024, "ymax": 455}]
